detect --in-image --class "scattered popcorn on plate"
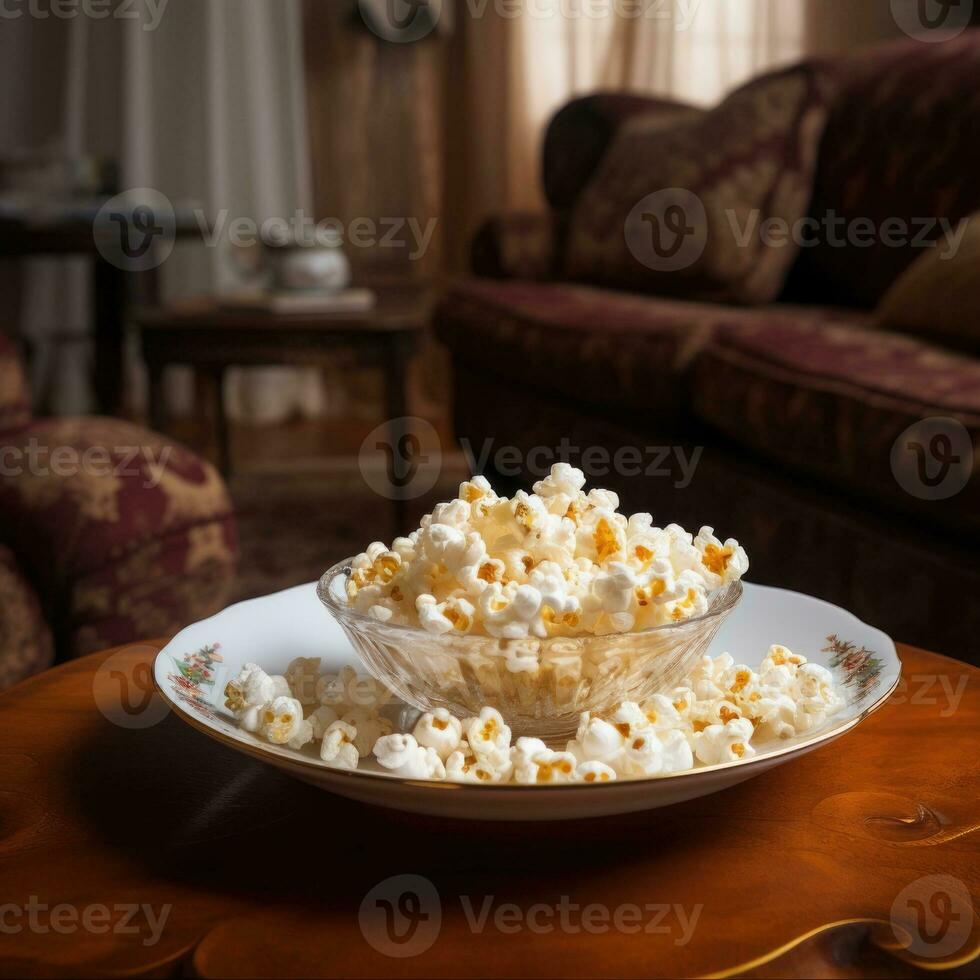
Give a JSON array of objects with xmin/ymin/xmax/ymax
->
[
  {"xmin": 225, "ymin": 645, "xmax": 845, "ymax": 784},
  {"xmin": 344, "ymin": 463, "xmax": 748, "ymax": 638}
]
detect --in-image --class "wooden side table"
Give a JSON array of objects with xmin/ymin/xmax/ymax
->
[
  {"xmin": 135, "ymin": 288, "xmax": 429, "ymax": 529},
  {"xmin": 0, "ymin": 642, "xmax": 976, "ymax": 978},
  {"xmin": 0, "ymin": 215, "xmax": 202, "ymax": 415}
]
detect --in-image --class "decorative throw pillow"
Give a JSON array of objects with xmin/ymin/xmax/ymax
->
[
  {"xmin": 565, "ymin": 62, "xmax": 834, "ymax": 305},
  {"xmin": 875, "ymin": 212, "xmax": 980, "ymax": 354}
]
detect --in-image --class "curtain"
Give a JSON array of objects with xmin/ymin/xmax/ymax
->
[
  {"xmin": 302, "ymin": 1, "xmax": 815, "ymax": 277},
  {"xmin": 124, "ymin": 0, "xmax": 322, "ymax": 423},
  {"xmin": 0, "ymin": 15, "xmax": 92, "ymax": 415},
  {"xmin": 0, "ymin": 0, "xmax": 320, "ymax": 423},
  {"xmin": 433, "ymin": 0, "xmax": 809, "ymax": 266}
]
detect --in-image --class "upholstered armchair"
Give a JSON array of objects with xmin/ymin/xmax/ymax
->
[{"xmin": 0, "ymin": 332, "xmax": 237, "ymax": 688}]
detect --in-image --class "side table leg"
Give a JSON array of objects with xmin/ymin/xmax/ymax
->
[
  {"xmin": 211, "ymin": 367, "xmax": 231, "ymax": 479},
  {"xmin": 147, "ymin": 362, "xmax": 166, "ymax": 435},
  {"xmin": 93, "ymin": 257, "xmax": 126, "ymax": 415}
]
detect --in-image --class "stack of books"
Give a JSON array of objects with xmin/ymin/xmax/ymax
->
[{"xmin": 217, "ymin": 288, "xmax": 376, "ymax": 315}]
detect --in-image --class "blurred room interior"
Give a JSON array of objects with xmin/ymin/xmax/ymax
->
[{"xmin": 1, "ymin": 0, "xmax": 978, "ymax": 689}]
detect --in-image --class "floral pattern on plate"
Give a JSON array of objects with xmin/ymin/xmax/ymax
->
[
  {"xmin": 166, "ymin": 642, "xmax": 223, "ymax": 721},
  {"xmin": 824, "ymin": 634, "xmax": 884, "ymax": 704}
]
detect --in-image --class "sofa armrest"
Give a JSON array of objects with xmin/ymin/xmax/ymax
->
[
  {"xmin": 543, "ymin": 92, "xmax": 701, "ymax": 210},
  {"xmin": 0, "ymin": 417, "xmax": 237, "ymax": 660},
  {"xmin": 0, "ymin": 544, "xmax": 53, "ymax": 689},
  {"xmin": 470, "ymin": 211, "xmax": 564, "ymax": 280}
]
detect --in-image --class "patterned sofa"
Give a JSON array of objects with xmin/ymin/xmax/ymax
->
[
  {"xmin": 0, "ymin": 332, "xmax": 237, "ymax": 688},
  {"xmin": 437, "ymin": 35, "xmax": 980, "ymax": 662}
]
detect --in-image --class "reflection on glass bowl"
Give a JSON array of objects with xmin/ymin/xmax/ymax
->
[{"xmin": 318, "ymin": 558, "xmax": 742, "ymax": 739}]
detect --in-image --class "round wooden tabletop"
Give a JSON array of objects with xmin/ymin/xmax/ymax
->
[{"xmin": 0, "ymin": 642, "xmax": 977, "ymax": 979}]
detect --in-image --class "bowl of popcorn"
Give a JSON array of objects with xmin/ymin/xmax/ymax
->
[{"xmin": 318, "ymin": 464, "xmax": 747, "ymax": 738}]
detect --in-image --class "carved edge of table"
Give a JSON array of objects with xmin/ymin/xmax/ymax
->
[{"xmin": 0, "ymin": 642, "xmax": 976, "ymax": 980}]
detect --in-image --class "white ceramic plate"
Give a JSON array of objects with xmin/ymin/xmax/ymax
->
[{"xmin": 153, "ymin": 582, "xmax": 900, "ymax": 821}]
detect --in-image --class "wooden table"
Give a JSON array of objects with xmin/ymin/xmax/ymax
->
[
  {"xmin": 136, "ymin": 288, "xmax": 429, "ymax": 529},
  {"xmin": 0, "ymin": 643, "xmax": 976, "ymax": 979},
  {"xmin": 0, "ymin": 215, "xmax": 201, "ymax": 415}
]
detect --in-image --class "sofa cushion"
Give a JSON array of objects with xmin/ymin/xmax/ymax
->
[
  {"xmin": 436, "ymin": 279, "xmax": 862, "ymax": 428},
  {"xmin": 0, "ymin": 417, "xmax": 237, "ymax": 656},
  {"xmin": 783, "ymin": 34, "xmax": 980, "ymax": 308},
  {"xmin": 0, "ymin": 333, "xmax": 31, "ymax": 432},
  {"xmin": 692, "ymin": 317, "xmax": 980, "ymax": 535},
  {"xmin": 565, "ymin": 62, "xmax": 833, "ymax": 304},
  {"xmin": 470, "ymin": 212, "xmax": 564, "ymax": 281},
  {"xmin": 874, "ymin": 210, "xmax": 980, "ymax": 355},
  {"xmin": 543, "ymin": 94, "xmax": 702, "ymax": 211},
  {"xmin": 0, "ymin": 544, "xmax": 53, "ymax": 689}
]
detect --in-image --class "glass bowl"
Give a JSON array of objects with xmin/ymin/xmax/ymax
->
[{"xmin": 318, "ymin": 557, "xmax": 742, "ymax": 739}]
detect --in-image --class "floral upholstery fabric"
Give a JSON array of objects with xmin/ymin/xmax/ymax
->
[
  {"xmin": 435, "ymin": 279, "xmax": 869, "ymax": 428},
  {"xmin": 565, "ymin": 62, "xmax": 834, "ymax": 304},
  {"xmin": 0, "ymin": 417, "xmax": 237, "ymax": 658},
  {"xmin": 470, "ymin": 212, "xmax": 564, "ymax": 281},
  {"xmin": 0, "ymin": 544, "xmax": 53, "ymax": 689},
  {"xmin": 783, "ymin": 34, "xmax": 980, "ymax": 308},
  {"xmin": 692, "ymin": 317, "xmax": 980, "ymax": 535},
  {"xmin": 543, "ymin": 93, "xmax": 701, "ymax": 211},
  {"xmin": 0, "ymin": 333, "xmax": 31, "ymax": 432},
  {"xmin": 874, "ymin": 209, "xmax": 980, "ymax": 355}
]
